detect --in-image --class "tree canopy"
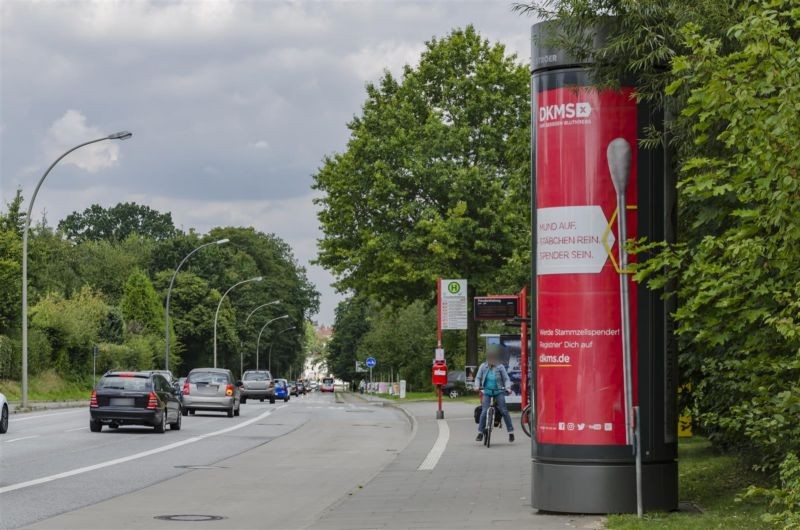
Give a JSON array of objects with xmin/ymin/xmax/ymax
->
[{"xmin": 58, "ymin": 202, "xmax": 178, "ymax": 243}]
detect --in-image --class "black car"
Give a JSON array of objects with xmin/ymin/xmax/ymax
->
[
  {"xmin": 90, "ymin": 371, "xmax": 182, "ymax": 433},
  {"xmin": 296, "ymin": 380, "xmax": 306, "ymax": 395},
  {"xmin": 442, "ymin": 371, "xmax": 470, "ymax": 399}
]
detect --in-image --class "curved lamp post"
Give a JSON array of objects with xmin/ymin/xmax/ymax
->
[
  {"xmin": 268, "ymin": 325, "xmax": 296, "ymax": 373},
  {"xmin": 213, "ymin": 276, "xmax": 263, "ymax": 367},
  {"xmin": 255, "ymin": 315, "xmax": 289, "ymax": 371},
  {"xmin": 164, "ymin": 238, "xmax": 229, "ymax": 371},
  {"xmin": 239, "ymin": 300, "xmax": 281, "ymax": 376},
  {"xmin": 21, "ymin": 131, "xmax": 132, "ymax": 407}
]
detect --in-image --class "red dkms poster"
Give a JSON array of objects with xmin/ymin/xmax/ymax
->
[{"xmin": 535, "ymin": 87, "xmax": 638, "ymax": 446}]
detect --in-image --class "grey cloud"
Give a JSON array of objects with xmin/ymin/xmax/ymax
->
[{"xmin": 1, "ymin": 0, "xmax": 535, "ymax": 323}]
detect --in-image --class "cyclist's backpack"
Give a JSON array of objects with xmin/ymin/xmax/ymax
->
[{"xmin": 474, "ymin": 406, "xmax": 481, "ymax": 424}]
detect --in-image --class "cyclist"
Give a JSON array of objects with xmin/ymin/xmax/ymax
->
[{"xmin": 475, "ymin": 344, "xmax": 515, "ymax": 443}]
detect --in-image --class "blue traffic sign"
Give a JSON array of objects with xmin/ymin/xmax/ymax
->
[{"xmin": 366, "ymin": 357, "xmax": 377, "ymax": 368}]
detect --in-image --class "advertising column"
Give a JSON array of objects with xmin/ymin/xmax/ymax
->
[{"xmin": 530, "ymin": 20, "xmax": 678, "ymax": 514}]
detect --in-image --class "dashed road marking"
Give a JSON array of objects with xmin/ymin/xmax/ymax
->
[
  {"xmin": 0, "ymin": 406, "xmax": 286, "ymax": 495},
  {"xmin": 4, "ymin": 435, "xmax": 40, "ymax": 444}
]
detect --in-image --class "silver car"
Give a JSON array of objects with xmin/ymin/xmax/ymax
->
[
  {"xmin": 181, "ymin": 368, "xmax": 241, "ymax": 417},
  {"xmin": 240, "ymin": 370, "xmax": 275, "ymax": 404}
]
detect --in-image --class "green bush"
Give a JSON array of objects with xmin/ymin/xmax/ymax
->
[{"xmin": 742, "ymin": 453, "xmax": 800, "ymax": 529}]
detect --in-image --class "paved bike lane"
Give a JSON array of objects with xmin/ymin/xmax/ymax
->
[{"xmin": 312, "ymin": 398, "xmax": 603, "ymax": 530}]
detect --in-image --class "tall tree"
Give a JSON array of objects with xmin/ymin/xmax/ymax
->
[
  {"xmin": 58, "ymin": 202, "xmax": 177, "ymax": 243},
  {"xmin": 325, "ymin": 296, "xmax": 374, "ymax": 383},
  {"xmin": 120, "ymin": 269, "xmax": 163, "ymax": 335},
  {"xmin": 314, "ymin": 26, "xmax": 530, "ymax": 365}
]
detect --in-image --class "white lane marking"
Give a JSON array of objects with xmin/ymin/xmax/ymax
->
[
  {"xmin": 65, "ymin": 427, "xmax": 86, "ymax": 433},
  {"xmin": 0, "ymin": 406, "xmax": 286, "ymax": 495},
  {"xmin": 4, "ymin": 435, "xmax": 40, "ymax": 444},
  {"xmin": 417, "ymin": 419, "xmax": 449, "ymax": 471},
  {"xmin": 10, "ymin": 409, "xmax": 85, "ymax": 422}
]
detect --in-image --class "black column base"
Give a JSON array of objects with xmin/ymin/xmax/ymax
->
[{"xmin": 532, "ymin": 460, "xmax": 677, "ymax": 514}]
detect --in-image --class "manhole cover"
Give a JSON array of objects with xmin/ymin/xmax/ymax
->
[
  {"xmin": 154, "ymin": 515, "xmax": 227, "ymax": 522},
  {"xmin": 174, "ymin": 465, "xmax": 227, "ymax": 470}
]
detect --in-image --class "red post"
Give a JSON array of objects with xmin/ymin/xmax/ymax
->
[{"xmin": 520, "ymin": 286, "xmax": 529, "ymax": 408}]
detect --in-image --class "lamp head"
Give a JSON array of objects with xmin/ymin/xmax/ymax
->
[
  {"xmin": 215, "ymin": 238, "xmax": 230, "ymax": 245},
  {"xmin": 254, "ymin": 276, "xmax": 263, "ymax": 282},
  {"xmin": 108, "ymin": 131, "xmax": 133, "ymax": 140},
  {"xmin": 606, "ymin": 137, "xmax": 632, "ymax": 194}
]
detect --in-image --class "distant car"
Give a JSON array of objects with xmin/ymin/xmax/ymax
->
[
  {"xmin": 288, "ymin": 381, "xmax": 298, "ymax": 396},
  {"xmin": 309, "ymin": 381, "xmax": 319, "ymax": 392},
  {"xmin": 442, "ymin": 371, "xmax": 469, "ymax": 399},
  {"xmin": 90, "ymin": 371, "xmax": 181, "ymax": 433},
  {"xmin": 176, "ymin": 377, "xmax": 187, "ymax": 401},
  {"xmin": 146, "ymin": 370, "xmax": 175, "ymax": 385},
  {"xmin": 296, "ymin": 381, "xmax": 306, "ymax": 395},
  {"xmin": 0, "ymin": 391, "xmax": 8, "ymax": 434},
  {"xmin": 240, "ymin": 370, "xmax": 275, "ymax": 404},
  {"xmin": 182, "ymin": 368, "xmax": 241, "ymax": 417},
  {"xmin": 320, "ymin": 377, "xmax": 335, "ymax": 393},
  {"xmin": 274, "ymin": 379, "xmax": 290, "ymax": 402}
]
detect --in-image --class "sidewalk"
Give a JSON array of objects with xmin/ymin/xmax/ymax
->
[{"xmin": 312, "ymin": 397, "xmax": 603, "ymax": 530}]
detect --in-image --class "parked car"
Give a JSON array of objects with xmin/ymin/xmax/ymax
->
[
  {"xmin": 309, "ymin": 381, "xmax": 319, "ymax": 392},
  {"xmin": 296, "ymin": 380, "xmax": 306, "ymax": 395},
  {"xmin": 320, "ymin": 377, "xmax": 335, "ymax": 393},
  {"xmin": 442, "ymin": 371, "xmax": 470, "ymax": 399},
  {"xmin": 288, "ymin": 381, "xmax": 298, "ymax": 396},
  {"xmin": 240, "ymin": 370, "xmax": 274, "ymax": 404},
  {"xmin": 0, "ymin": 391, "xmax": 8, "ymax": 434},
  {"xmin": 182, "ymin": 368, "xmax": 241, "ymax": 417},
  {"xmin": 89, "ymin": 371, "xmax": 181, "ymax": 433},
  {"xmin": 274, "ymin": 379, "xmax": 290, "ymax": 402}
]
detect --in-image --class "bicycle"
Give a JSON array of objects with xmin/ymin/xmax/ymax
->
[
  {"xmin": 521, "ymin": 403, "xmax": 532, "ymax": 438},
  {"xmin": 482, "ymin": 392, "xmax": 504, "ymax": 448}
]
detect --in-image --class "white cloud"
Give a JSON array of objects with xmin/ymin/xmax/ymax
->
[
  {"xmin": 43, "ymin": 110, "xmax": 120, "ymax": 172},
  {"xmin": 345, "ymin": 41, "xmax": 424, "ymax": 82}
]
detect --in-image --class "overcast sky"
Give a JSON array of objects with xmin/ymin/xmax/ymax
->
[{"xmin": 0, "ymin": 0, "xmax": 534, "ymax": 324}]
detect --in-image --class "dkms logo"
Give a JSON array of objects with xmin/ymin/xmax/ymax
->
[{"xmin": 539, "ymin": 102, "xmax": 592, "ymax": 122}]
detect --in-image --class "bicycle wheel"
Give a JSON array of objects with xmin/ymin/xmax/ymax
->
[
  {"xmin": 521, "ymin": 405, "xmax": 532, "ymax": 438},
  {"xmin": 485, "ymin": 406, "xmax": 494, "ymax": 448}
]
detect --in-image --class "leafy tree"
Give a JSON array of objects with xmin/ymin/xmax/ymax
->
[
  {"xmin": 325, "ymin": 296, "xmax": 374, "ymax": 383},
  {"xmin": 516, "ymin": 0, "xmax": 800, "ymax": 522},
  {"xmin": 58, "ymin": 202, "xmax": 177, "ymax": 243},
  {"xmin": 357, "ymin": 301, "xmax": 437, "ymax": 389},
  {"xmin": 30, "ymin": 287, "xmax": 110, "ymax": 374},
  {"xmin": 120, "ymin": 269, "xmax": 163, "ymax": 335},
  {"xmin": 314, "ymin": 26, "xmax": 530, "ymax": 366},
  {"xmin": 0, "ymin": 189, "xmax": 26, "ymax": 236}
]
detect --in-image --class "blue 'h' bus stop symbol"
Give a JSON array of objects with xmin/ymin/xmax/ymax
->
[{"xmin": 366, "ymin": 357, "xmax": 376, "ymax": 368}]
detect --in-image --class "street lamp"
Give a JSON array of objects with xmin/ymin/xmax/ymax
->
[
  {"xmin": 21, "ymin": 131, "xmax": 132, "ymax": 408},
  {"xmin": 213, "ymin": 276, "xmax": 263, "ymax": 368},
  {"xmin": 164, "ymin": 238, "xmax": 229, "ymax": 371},
  {"xmin": 239, "ymin": 300, "xmax": 281, "ymax": 376},
  {"xmin": 268, "ymin": 325, "xmax": 296, "ymax": 373},
  {"xmin": 255, "ymin": 315, "xmax": 289, "ymax": 371}
]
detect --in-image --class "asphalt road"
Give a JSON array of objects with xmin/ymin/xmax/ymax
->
[{"xmin": 0, "ymin": 392, "xmax": 411, "ymax": 530}]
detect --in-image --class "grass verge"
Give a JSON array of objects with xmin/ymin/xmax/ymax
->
[
  {"xmin": 370, "ymin": 390, "xmax": 481, "ymax": 405},
  {"xmin": 0, "ymin": 370, "xmax": 93, "ymax": 402},
  {"xmin": 606, "ymin": 436, "xmax": 771, "ymax": 529}
]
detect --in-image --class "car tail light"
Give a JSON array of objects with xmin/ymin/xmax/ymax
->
[
  {"xmin": 226, "ymin": 384, "xmax": 234, "ymax": 396},
  {"xmin": 146, "ymin": 392, "xmax": 159, "ymax": 409},
  {"xmin": 90, "ymin": 390, "xmax": 98, "ymax": 408},
  {"xmin": 183, "ymin": 382, "xmax": 190, "ymax": 395}
]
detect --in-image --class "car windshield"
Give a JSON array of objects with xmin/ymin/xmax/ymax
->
[
  {"xmin": 244, "ymin": 372, "xmax": 269, "ymax": 381},
  {"xmin": 98, "ymin": 376, "xmax": 151, "ymax": 392},
  {"xmin": 189, "ymin": 372, "xmax": 229, "ymax": 385},
  {"xmin": 276, "ymin": 381, "xmax": 286, "ymax": 388},
  {"xmin": 323, "ymin": 378, "xmax": 334, "ymax": 384}
]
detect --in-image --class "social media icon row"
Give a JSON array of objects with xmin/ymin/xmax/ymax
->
[{"xmin": 557, "ymin": 422, "xmax": 613, "ymax": 432}]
